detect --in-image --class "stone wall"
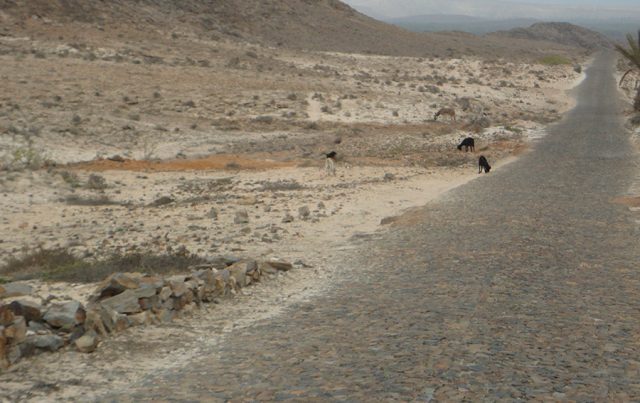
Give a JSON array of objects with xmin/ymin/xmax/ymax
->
[{"xmin": 0, "ymin": 258, "xmax": 293, "ymax": 369}]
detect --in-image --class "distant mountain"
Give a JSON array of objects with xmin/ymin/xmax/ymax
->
[
  {"xmin": 387, "ymin": 14, "xmax": 540, "ymax": 35},
  {"xmin": 490, "ymin": 22, "xmax": 613, "ymax": 51}
]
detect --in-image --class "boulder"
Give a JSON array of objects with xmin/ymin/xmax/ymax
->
[
  {"xmin": 169, "ymin": 280, "xmax": 188, "ymax": 298},
  {"xmin": 27, "ymin": 334, "xmax": 64, "ymax": 352},
  {"xmin": 228, "ymin": 260, "xmax": 258, "ymax": 288},
  {"xmin": 158, "ymin": 286, "xmax": 172, "ymax": 302},
  {"xmin": 132, "ymin": 286, "xmax": 157, "ymax": 299},
  {"xmin": 138, "ymin": 276, "xmax": 164, "ymax": 291},
  {"xmin": 43, "ymin": 301, "xmax": 86, "ymax": 331},
  {"xmin": 0, "ymin": 282, "xmax": 33, "ymax": 299},
  {"xmin": 90, "ymin": 273, "xmax": 141, "ymax": 302},
  {"xmin": 100, "ymin": 290, "xmax": 141, "ymax": 314},
  {"xmin": 84, "ymin": 306, "xmax": 111, "ymax": 337},
  {"xmin": 75, "ymin": 330, "xmax": 99, "ymax": 353}
]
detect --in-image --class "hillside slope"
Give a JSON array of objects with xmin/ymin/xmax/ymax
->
[
  {"xmin": 0, "ymin": 0, "xmax": 584, "ymax": 58},
  {"xmin": 489, "ymin": 22, "xmax": 612, "ymax": 51}
]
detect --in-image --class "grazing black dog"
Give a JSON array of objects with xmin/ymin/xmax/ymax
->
[
  {"xmin": 478, "ymin": 155, "xmax": 491, "ymax": 173},
  {"xmin": 457, "ymin": 137, "xmax": 475, "ymax": 152}
]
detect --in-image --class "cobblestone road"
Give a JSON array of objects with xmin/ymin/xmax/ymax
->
[{"xmin": 107, "ymin": 52, "xmax": 640, "ymax": 401}]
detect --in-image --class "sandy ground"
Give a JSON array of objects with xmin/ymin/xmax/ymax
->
[
  {"xmin": 0, "ymin": 25, "xmax": 591, "ymax": 400},
  {"xmin": 0, "ymin": 154, "xmax": 524, "ymax": 402}
]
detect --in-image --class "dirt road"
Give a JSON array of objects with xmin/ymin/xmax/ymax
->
[{"xmin": 104, "ymin": 51, "xmax": 640, "ymax": 401}]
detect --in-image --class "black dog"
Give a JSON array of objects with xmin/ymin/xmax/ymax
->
[
  {"xmin": 457, "ymin": 137, "xmax": 475, "ymax": 152},
  {"xmin": 325, "ymin": 151, "xmax": 337, "ymax": 159},
  {"xmin": 478, "ymin": 155, "xmax": 491, "ymax": 173}
]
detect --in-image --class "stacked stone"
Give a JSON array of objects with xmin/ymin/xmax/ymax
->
[{"xmin": 0, "ymin": 259, "xmax": 293, "ymax": 370}]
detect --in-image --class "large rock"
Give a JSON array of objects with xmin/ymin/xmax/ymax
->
[
  {"xmin": 132, "ymin": 286, "xmax": 157, "ymax": 299},
  {"xmin": 138, "ymin": 276, "xmax": 164, "ymax": 292},
  {"xmin": 228, "ymin": 260, "xmax": 258, "ymax": 288},
  {"xmin": 0, "ymin": 282, "xmax": 33, "ymax": 299},
  {"xmin": 26, "ymin": 334, "xmax": 64, "ymax": 352},
  {"xmin": 100, "ymin": 290, "xmax": 141, "ymax": 314},
  {"xmin": 75, "ymin": 330, "xmax": 99, "ymax": 353},
  {"xmin": 168, "ymin": 280, "xmax": 188, "ymax": 298},
  {"xmin": 84, "ymin": 306, "xmax": 111, "ymax": 337},
  {"xmin": 43, "ymin": 301, "xmax": 86, "ymax": 331},
  {"xmin": 90, "ymin": 273, "xmax": 141, "ymax": 302},
  {"xmin": 7, "ymin": 300, "xmax": 43, "ymax": 323},
  {"xmin": 158, "ymin": 286, "xmax": 172, "ymax": 302}
]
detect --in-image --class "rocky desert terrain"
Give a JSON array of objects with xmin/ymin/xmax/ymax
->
[{"xmin": 0, "ymin": 0, "xmax": 608, "ymax": 399}]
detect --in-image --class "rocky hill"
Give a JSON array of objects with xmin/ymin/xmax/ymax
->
[
  {"xmin": 0, "ymin": 0, "xmax": 584, "ymax": 58},
  {"xmin": 489, "ymin": 22, "xmax": 612, "ymax": 51}
]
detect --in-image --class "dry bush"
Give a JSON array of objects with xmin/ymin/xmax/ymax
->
[
  {"xmin": 257, "ymin": 180, "xmax": 306, "ymax": 191},
  {"xmin": 86, "ymin": 174, "xmax": 108, "ymax": 190},
  {"xmin": 0, "ymin": 249, "xmax": 207, "ymax": 283},
  {"xmin": 64, "ymin": 195, "xmax": 124, "ymax": 206}
]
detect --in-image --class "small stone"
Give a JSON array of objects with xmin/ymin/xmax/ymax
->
[
  {"xmin": 384, "ymin": 172, "xmax": 395, "ymax": 181},
  {"xmin": 0, "ymin": 305, "xmax": 15, "ymax": 326},
  {"xmin": 156, "ymin": 309, "xmax": 174, "ymax": 323},
  {"xmin": 207, "ymin": 208, "xmax": 218, "ymax": 220},
  {"xmin": 234, "ymin": 210, "xmax": 249, "ymax": 224},
  {"xmin": 129, "ymin": 311, "xmax": 153, "ymax": 326},
  {"xmin": 75, "ymin": 330, "xmax": 99, "ymax": 353},
  {"xmin": 238, "ymin": 196, "xmax": 258, "ymax": 206},
  {"xmin": 149, "ymin": 196, "xmax": 174, "ymax": 207},
  {"xmin": 380, "ymin": 216, "xmax": 398, "ymax": 225},
  {"xmin": 0, "ymin": 334, "xmax": 9, "ymax": 369},
  {"xmin": 264, "ymin": 260, "xmax": 293, "ymax": 272},
  {"xmin": 4, "ymin": 316, "xmax": 27, "ymax": 344},
  {"xmin": 107, "ymin": 155, "xmax": 125, "ymax": 163},
  {"xmin": 282, "ymin": 213, "xmax": 294, "ymax": 223},
  {"xmin": 298, "ymin": 206, "xmax": 311, "ymax": 219}
]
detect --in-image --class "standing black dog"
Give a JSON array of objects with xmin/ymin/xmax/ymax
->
[
  {"xmin": 457, "ymin": 137, "xmax": 475, "ymax": 152},
  {"xmin": 478, "ymin": 155, "xmax": 491, "ymax": 173}
]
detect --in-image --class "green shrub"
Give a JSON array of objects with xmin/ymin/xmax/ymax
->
[{"xmin": 539, "ymin": 55, "xmax": 572, "ymax": 66}]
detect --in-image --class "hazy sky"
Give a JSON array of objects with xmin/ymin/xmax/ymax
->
[{"xmin": 343, "ymin": 0, "xmax": 640, "ymax": 20}]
